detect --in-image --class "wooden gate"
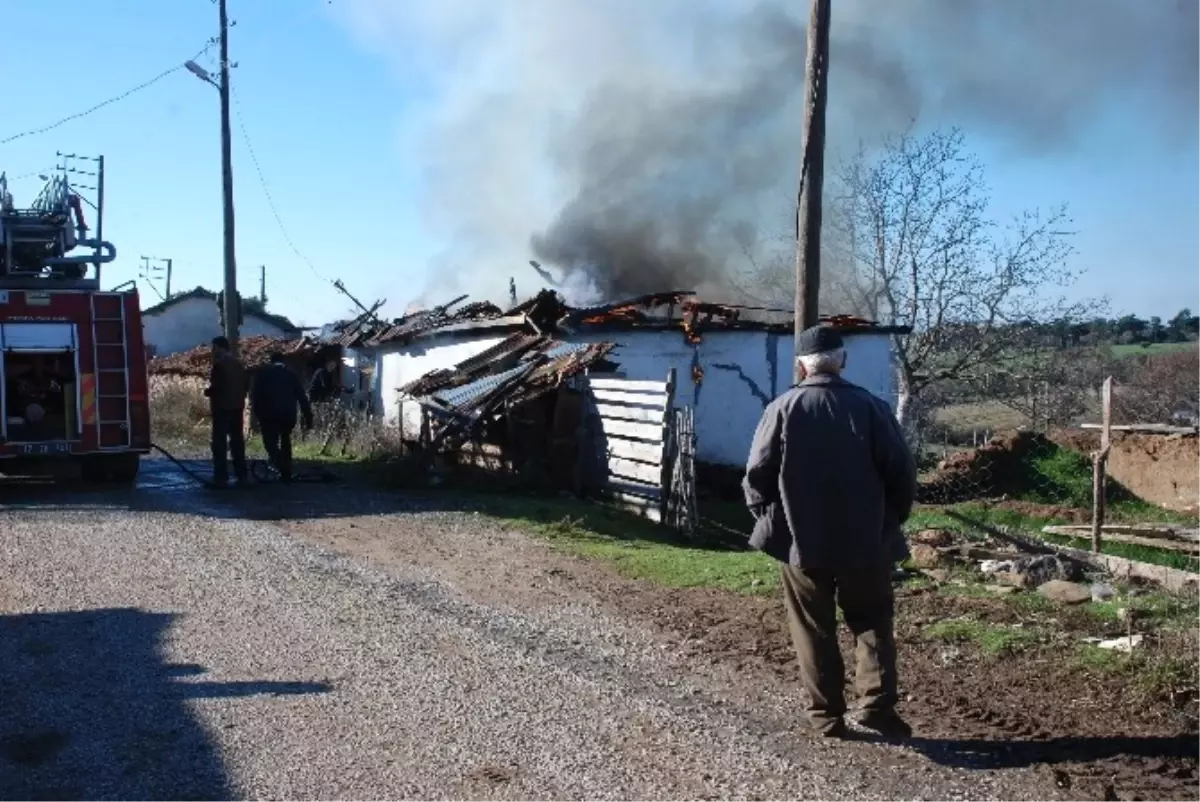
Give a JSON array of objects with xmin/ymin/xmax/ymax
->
[{"xmin": 584, "ymin": 369, "xmax": 676, "ymax": 523}]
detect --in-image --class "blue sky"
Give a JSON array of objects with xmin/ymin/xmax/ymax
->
[{"xmin": 0, "ymin": 0, "xmax": 1195, "ymax": 327}]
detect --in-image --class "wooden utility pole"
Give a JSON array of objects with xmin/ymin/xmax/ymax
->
[
  {"xmin": 1090, "ymin": 376, "xmax": 1113, "ymax": 552},
  {"xmin": 793, "ymin": 0, "xmax": 832, "ymax": 382},
  {"xmin": 218, "ymin": 0, "xmax": 239, "ymax": 354}
]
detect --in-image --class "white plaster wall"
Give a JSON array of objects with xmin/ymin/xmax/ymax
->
[
  {"xmin": 371, "ymin": 335, "xmax": 509, "ymax": 430},
  {"xmin": 365, "ymin": 327, "xmax": 898, "ymax": 467},
  {"xmin": 574, "ymin": 328, "xmax": 898, "ymax": 467},
  {"xmin": 142, "ymin": 297, "xmax": 290, "ymax": 356}
]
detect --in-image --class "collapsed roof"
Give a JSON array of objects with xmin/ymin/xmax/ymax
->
[
  {"xmin": 327, "ymin": 288, "xmax": 898, "ymax": 350},
  {"xmin": 400, "ymin": 333, "xmax": 615, "ymax": 421}
]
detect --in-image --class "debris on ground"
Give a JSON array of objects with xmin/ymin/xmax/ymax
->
[
  {"xmin": 908, "ymin": 543, "xmax": 944, "ymax": 569},
  {"xmin": 980, "ymin": 554, "xmax": 1083, "ymax": 588},
  {"xmin": 912, "ymin": 528, "xmax": 955, "ymax": 547},
  {"xmin": 1094, "ymin": 634, "xmax": 1144, "ymax": 652},
  {"xmin": 1037, "ymin": 579, "xmax": 1093, "ymax": 605}
]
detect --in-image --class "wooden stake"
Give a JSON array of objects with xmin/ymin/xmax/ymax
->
[{"xmin": 1091, "ymin": 376, "xmax": 1113, "ymax": 553}]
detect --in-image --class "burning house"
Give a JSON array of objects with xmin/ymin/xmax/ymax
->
[{"xmin": 340, "ymin": 290, "xmax": 906, "ymax": 470}]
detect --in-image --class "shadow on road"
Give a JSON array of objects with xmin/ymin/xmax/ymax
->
[
  {"xmin": 0, "ymin": 456, "xmax": 417, "ymax": 523},
  {"xmin": 0, "ymin": 608, "xmax": 330, "ymax": 800},
  {"xmin": 862, "ymin": 732, "xmax": 1198, "ymax": 771}
]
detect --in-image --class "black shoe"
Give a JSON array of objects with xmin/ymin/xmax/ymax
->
[{"xmin": 858, "ymin": 709, "xmax": 912, "ymax": 739}]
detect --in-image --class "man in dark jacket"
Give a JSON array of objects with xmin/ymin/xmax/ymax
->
[
  {"xmin": 306, "ymin": 356, "xmax": 353, "ymax": 455},
  {"xmin": 204, "ymin": 336, "xmax": 249, "ymax": 486},
  {"xmin": 252, "ymin": 353, "xmax": 313, "ymax": 483},
  {"xmin": 743, "ymin": 325, "xmax": 917, "ymax": 739},
  {"xmin": 307, "ymin": 357, "xmax": 341, "ymax": 403}
]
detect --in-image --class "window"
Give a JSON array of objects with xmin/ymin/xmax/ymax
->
[{"xmin": 1, "ymin": 323, "xmax": 76, "ymax": 351}]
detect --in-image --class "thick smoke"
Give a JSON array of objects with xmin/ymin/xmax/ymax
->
[{"xmin": 337, "ymin": 0, "xmax": 1198, "ymax": 306}]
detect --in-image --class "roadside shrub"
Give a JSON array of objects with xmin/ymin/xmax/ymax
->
[{"xmin": 149, "ymin": 374, "xmax": 210, "ymax": 444}]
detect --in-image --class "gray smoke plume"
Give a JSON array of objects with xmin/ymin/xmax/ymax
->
[{"xmin": 337, "ymin": 0, "xmax": 1198, "ymax": 306}]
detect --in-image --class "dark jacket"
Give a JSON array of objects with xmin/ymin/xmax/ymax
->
[
  {"xmin": 742, "ymin": 374, "xmax": 917, "ymax": 570},
  {"xmin": 207, "ymin": 353, "xmax": 249, "ymax": 412},
  {"xmin": 307, "ymin": 367, "xmax": 338, "ymax": 404},
  {"xmin": 252, "ymin": 363, "xmax": 313, "ymax": 429}
]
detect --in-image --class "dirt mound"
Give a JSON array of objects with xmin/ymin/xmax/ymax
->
[
  {"xmin": 1052, "ymin": 430, "xmax": 1199, "ymax": 512},
  {"xmin": 919, "ymin": 430, "xmax": 1056, "ymax": 503}
]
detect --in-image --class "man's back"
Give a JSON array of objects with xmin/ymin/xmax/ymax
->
[
  {"xmin": 209, "ymin": 353, "xmax": 248, "ymax": 411},
  {"xmin": 743, "ymin": 374, "xmax": 915, "ymax": 570},
  {"xmin": 252, "ymin": 364, "xmax": 309, "ymax": 426}
]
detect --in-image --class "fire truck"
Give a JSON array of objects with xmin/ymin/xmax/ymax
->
[{"xmin": 0, "ymin": 157, "xmax": 150, "ymax": 483}]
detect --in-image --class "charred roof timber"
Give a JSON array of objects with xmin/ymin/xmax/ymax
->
[{"xmin": 322, "ymin": 288, "xmax": 908, "ymax": 351}]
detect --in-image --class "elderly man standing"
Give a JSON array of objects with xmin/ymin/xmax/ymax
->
[{"xmin": 743, "ymin": 324, "xmax": 917, "ymax": 739}]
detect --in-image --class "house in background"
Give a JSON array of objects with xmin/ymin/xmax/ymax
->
[{"xmin": 141, "ymin": 287, "xmax": 301, "ymax": 357}]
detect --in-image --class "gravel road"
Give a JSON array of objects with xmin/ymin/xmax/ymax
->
[{"xmin": 0, "ymin": 459, "xmax": 1048, "ymax": 800}]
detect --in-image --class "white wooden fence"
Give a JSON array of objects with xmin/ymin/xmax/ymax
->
[{"xmin": 584, "ymin": 369, "xmax": 676, "ymax": 523}]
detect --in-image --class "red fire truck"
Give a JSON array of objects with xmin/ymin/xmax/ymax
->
[{"xmin": 0, "ymin": 159, "xmax": 151, "ymax": 483}]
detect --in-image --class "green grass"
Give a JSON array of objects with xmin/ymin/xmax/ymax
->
[
  {"xmin": 908, "ymin": 503, "xmax": 1071, "ymax": 533},
  {"xmin": 1037, "ymin": 530, "xmax": 1199, "ymax": 572},
  {"xmin": 457, "ymin": 493, "xmax": 781, "ymax": 595},
  {"xmin": 1071, "ymin": 644, "xmax": 1131, "ymax": 673},
  {"xmin": 1071, "ymin": 645, "xmax": 1197, "ymax": 700},
  {"xmin": 1085, "ymin": 590, "xmax": 1199, "ymax": 629},
  {"xmin": 925, "ymin": 617, "xmax": 1043, "ymax": 656},
  {"xmin": 909, "ymin": 498, "xmax": 1198, "ymax": 572},
  {"xmin": 244, "ymin": 435, "xmax": 365, "ymax": 464},
  {"xmin": 1110, "ymin": 341, "xmax": 1198, "ymax": 358}
]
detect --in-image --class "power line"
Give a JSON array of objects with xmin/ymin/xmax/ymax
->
[
  {"xmin": 230, "ymin": 88, "xmax": 331, "ymax": 285},
  {"xmin": 1, "ymin": 44, "xmax": 214, "ymax": 146}
]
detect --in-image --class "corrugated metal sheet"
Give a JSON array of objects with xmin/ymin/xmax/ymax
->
[
  {"xmin": 430, "ymin": 363, "xmax": 533, "ymax": 413},
  {"xmin": 404, "ymin": 336, "xmax": 613, "ymax": 422}
]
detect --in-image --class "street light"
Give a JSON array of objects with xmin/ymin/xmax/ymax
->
[
  {"xmin": 185, "ymin": 0, "xmax": 239, "ymax": 355},
  {"xmin": 184, "ymin": 60, "xmax": 218, "ymax": 88}
]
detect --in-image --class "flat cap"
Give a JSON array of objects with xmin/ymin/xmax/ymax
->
[{"xmin": 795, "ymin": 324, "xmax": 844, "ymax": 357}]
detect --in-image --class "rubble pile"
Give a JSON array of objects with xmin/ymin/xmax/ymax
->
[{"xmin": 150, "ymin": 336, "xmax": 331, "ymax": 378}]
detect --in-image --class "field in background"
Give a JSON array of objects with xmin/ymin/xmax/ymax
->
[{"xmin": 1112, "ymin": 341, "xmax": 1199, "ymax": 358}]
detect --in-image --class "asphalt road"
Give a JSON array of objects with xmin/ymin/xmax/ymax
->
[{"xmin": 0, "ymin": 459, "xmax": 1045, "ymax": 800}]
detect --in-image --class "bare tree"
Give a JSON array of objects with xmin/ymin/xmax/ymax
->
[{"xmin": 833, "ymin": 127, "xmax": 1081, "ymax": 427}]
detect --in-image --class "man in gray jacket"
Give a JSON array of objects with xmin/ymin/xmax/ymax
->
[{"xmin": 743, "ymin": 324, "xmax": 917, "ymax": 739}]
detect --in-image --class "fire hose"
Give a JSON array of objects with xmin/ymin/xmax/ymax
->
[{"xmin": 150, "ymin": 442, "xmax": 341, "ymax": 489}]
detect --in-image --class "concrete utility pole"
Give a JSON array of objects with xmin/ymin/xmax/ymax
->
[
  {"xmin": 259, "ymin": 264, "xmax": 266, "ymax": 304},
  {"xmin": 218, "ymin": 0, "xmax": 239, "ymax": 354},
  {"xmin": 793, "ymin": 0, "xmax": 831, "ymax": 382}
]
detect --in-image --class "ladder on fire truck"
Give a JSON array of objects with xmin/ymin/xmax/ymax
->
[{"xmin": 90, "ymin": 293, "xmax": 131, "ymax": 449}]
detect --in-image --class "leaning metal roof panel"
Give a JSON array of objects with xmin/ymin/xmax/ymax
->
[{"xmin": 429, "ymin": 362, "xmax": 532, "ymax": 412}]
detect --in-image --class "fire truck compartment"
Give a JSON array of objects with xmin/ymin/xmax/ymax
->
[{"xmin": 1, "ymin": 322, "xmax": 81, "ymax": 443}]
